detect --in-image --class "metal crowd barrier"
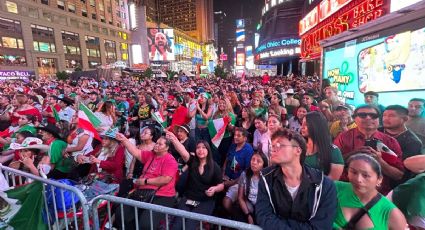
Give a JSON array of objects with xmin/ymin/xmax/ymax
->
[
  {"xmin": 0, "ymin": 164, "xmax": 90, "ymax": 230},
  {"xmin": 91, "ymin": 194, "xmax": 263, "ymax": 230}
]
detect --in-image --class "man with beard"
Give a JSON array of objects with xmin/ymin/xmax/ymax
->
[
  {"xmin": 150, "ymin": 31, "xmax": 173, "ymax": 61},
  {"xmin": 406, "ymin": 98, "xmax": 425, "ymax": 144}
]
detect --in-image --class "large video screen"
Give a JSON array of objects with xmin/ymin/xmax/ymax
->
[
  {"xmin": 323, "ymin": 19, "xmax": 425, "ymax": 106},
  {"xmin": 147, "ymin": 28, "xmax": 175, "ymax": 61}
]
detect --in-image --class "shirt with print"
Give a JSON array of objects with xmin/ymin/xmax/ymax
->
[{"xmin": 225, "ymin": 143, "xmax": 254, "ymax": 180}]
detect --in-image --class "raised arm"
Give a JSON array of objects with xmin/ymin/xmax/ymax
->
[
  {"xmin": 116, "ymin": 133, "xmax": 142, "ymax": 161},
  {"xmin": 164, "ymin": 130, "xmax": 190, "ymax": 162}
]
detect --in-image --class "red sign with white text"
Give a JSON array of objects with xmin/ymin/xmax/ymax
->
[{"xmin": 300, "ymin": 0, "xmax": 389, "ymax": 59}]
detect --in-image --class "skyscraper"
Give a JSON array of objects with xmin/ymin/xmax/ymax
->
[
  {"xmin": 145, "ymin": 0, "xmax": 214, "ymax": 43},
  {"xmin": 0, "ymin": 0, "xmax": 131, "ymax": 78}
]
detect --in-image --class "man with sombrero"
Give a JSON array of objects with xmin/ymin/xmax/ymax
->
[
  {"xmin": 37, "ymin": 124, "xmax": 71, "ymax": 179},
  {"xmin": 57, "ymin": 97, "xmax": 75, "ymax": 123}
]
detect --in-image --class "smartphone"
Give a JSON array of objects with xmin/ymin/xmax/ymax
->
[{"xmin": 364, "ymin": 139, "xmax": 378, "ymax": 150}]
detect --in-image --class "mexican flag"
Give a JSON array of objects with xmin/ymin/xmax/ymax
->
[
  {"xmin": 0, "ymin": 181, "xmax": 47, "ymax": 229},
  {"xmin": 50, "ymin": 105, "xmax": 60, "ymax": 123},
  {"xmin": 78, "ymin": 103, "xmax": 101, "ymax": 141},
  {"xmin": 208, "ymin": 116, "xmax": 231, "ymax": 148},
  {"xmin": 151, "ymin": 111, "xmax": 167, "ymax": 128}
]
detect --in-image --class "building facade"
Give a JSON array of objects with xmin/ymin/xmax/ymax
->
[
  {"xmin": 0, "ymin": 0, "xmax": 130, "ymax": 78},
  {"xmin": 254, "ymin": 0, "xmax": 303, "ymax": 76}
]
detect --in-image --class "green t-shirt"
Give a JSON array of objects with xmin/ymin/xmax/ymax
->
[
  {"xmin": 333, "ymin": 181, "xmax": 396, "ymax": 230},
  {"xmin": 304, "ymin": 145, "xmax": 344, "ymax": 171},
  {"xmin": 49, "ymin": 139, "xmax": 72, "ymax": 173}
]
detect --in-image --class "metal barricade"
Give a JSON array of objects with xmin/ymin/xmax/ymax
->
[
  {"xmin": 91, "ymin": 195, "xmax": 263, "ymax": 230},
  {"xmin": 0, "ymin": 164, "xmax": 90, "ymax": 230}
]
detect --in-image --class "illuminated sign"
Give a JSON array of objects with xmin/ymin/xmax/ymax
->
[
  {"xmin": 236, "ymin": 29, "xmax": 245, "ymax": 42},
  {"xmin": 258, "ymin": 47, "xmax": 301, "ymax": 59},
  {"xmin": 236, "ymin": 19, "xmax": 245, "ymax": 29},
  {"xmin": 301, "ymin": 0, "xmax": 389, "ymax": 59},
  {"xmin": 391, "ymin": 0, "xmax": 422, "ymax": 12},
  {"xmin": 220, "ymin": 53, "xmax": 228, "ymax": 61},
  {"xmin": 0, "ymin": 70, "xmax": 35, "ymax": 80},
  {"xmin": 256, "ymin": 38, "xmax": 301, "ymax": 53},
  {"xmin": 236, "ymin": 52, "xmax": 245, "ymax": 66},
  {"xmin": 129, "ymin": 3, "xmax": 137, "ymax": 30},
  {"xmin": 300, "ymin": 0, "xmax": 354, "ymax": 35}
]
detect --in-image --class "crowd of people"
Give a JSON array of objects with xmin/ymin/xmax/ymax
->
[{"xmin": 0, "ymin": 74, "xmax": 424, "ymax": 229}]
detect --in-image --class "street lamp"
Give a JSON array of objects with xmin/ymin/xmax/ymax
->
[{"xmin": 214, "ymin": 11, "xmax": 227, "ymax": 17}]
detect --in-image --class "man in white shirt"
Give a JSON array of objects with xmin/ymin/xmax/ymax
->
[{"xmin": 58, "ymin": 97, "xmax": 75, "ymax": 123}]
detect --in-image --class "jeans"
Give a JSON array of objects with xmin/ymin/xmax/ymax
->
[{"xmin": 171, "ymin": 197, "xmax": 216, "ymax": 230}]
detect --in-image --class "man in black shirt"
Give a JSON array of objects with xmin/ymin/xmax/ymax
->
[{"xmin": 381, "ymin": 105, "xmax": 423, "ymax": 180}]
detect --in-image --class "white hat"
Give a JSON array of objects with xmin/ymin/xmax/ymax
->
[
  {"xmin": 10, "ymin": 137, "xmax": 49, "ymax": 152},
  {"xmin": 286, "ymin": 88, "xmax": 295, "ymax": 94}
]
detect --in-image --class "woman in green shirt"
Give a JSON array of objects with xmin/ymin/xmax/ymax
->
[
  {"xmin": 301, "ymin": 111, "xmax": 344, "ymax": 180},
  {"xmin": 334, "ymin": 154, "xmax": 406, "ymax": 230}
]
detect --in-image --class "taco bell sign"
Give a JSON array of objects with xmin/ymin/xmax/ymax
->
[{"xmin": 0, "ymin": 70, "xmax": 35, "ymax": 80}]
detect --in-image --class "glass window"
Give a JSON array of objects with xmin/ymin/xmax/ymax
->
[
  {"xmin": 88, "ymin": 61, "xmax": 100, "ymax": 68},
  {"xmin": 100, "ymin": 15, "xmax": 106, "ymax": 23},
  {"xmin": 122, "ymin": 53, "xmax": 128, "ymax": 60},
  {"xmin": 102, "ymin": 28, "xmax": 108, "ymax": 35},
  {"xmin": 85, "ymin": 36, "xmax": 99, "ymax": 45},
  {"xmin": 6, "ymin": 1, "xmax": 18, "ymax": 14},
  {"xmin": 82, "ymin": 22, "xmax": 90, "ymax": 30},
  {"xmin": 28, "ymin": 8, "xmax": 38, "ymax": 18},
  {"xmin": 70, "ymin": 19, "xmax": 79, "ymax": 28},
  {"xmin": 82, "ymin": 8, "xmax": 88, "ymax": 17},
  {"xmin": 43, "ymin": 12, "xmax": 52, "ymax": 22},
  {"xmin": 65, "ymin": 59, "xmax": 82, "ymax": 68},
  {"xmin": 0, "ymin": 54, "xmax": 27, "ymax": 66},
  {"xmin": 33, "ymin": 41, "xmax": 56, "ymax": 52},
  {"xmin": 57, "ymin": 0, "xmax": 65, "ymax": 10},
  {"xmin": 99, "ymin": 2, "xmax": 104, "ymax": 11},
  {"xmin": 2, "ymin": 37, "xmax": 18, "ymax": 48},
  {"xmin": 41, "ymin": 0, "xmax": 48, "ymax": 5},
  {"xmin": 93, "ymin": 25, "xmax": 99, "ymax": 32},
  {"xmin": 68, "ymin": 3, "xmax": 76, "ymax": 13},
  {"xmin": 89, "ymin": 0, "xmax": 95, "ymax": 7},
  {"xmin": 120, "ymin": 43, "xmax": 127, "ymax": 50}
]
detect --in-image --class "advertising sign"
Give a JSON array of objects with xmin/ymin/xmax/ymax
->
[
  {"xmin": 256, "ymin": 38, "xmax": 301, "ymax": 53},
  {"xmin": 236, "ymin": 19, "xmax": 245, "ymax": 29},
  {"xmin": 301, "ymin": 0, "xmax": 390, "ymax": 59},
  {"xmin": 147, "ymin": 28, "xmax": 175, "ymax": 61},
  {"xmin": 323, "ymin": 19, "xmax": 425, "ymax": 106},
  {"xmin": 220, "ymin": 53, "xmax": 228, "ymax": 61},
  {"xmin": 236, "ymin": 29, "xmax": 245, "ymax": 42},
  {"xmin": 391, "ymin": 0, "xmax": 422, "ymax": 12},
  {"xmin": 0, "ymin": 70, "xmax": 35, "ymax": 80},
  {"xmin": 236, "ymin": 52, "xmax": 246, "ymax": 66}
]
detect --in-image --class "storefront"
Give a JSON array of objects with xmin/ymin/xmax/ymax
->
[
  {"xmin": 173, "ymin": 32, "xmax": 203, "ymax": 72},
  {"xmin": 321, "ymin": 0, "xmax": 425, "ymax": 106},
  {"xmin": 299, "ymin": 0, "xmax": 392, "ymax": 75}
]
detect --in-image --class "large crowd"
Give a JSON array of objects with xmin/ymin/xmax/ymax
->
[{"xmin": 0, "ymin": 73, "xmax": 424, "ymax": 230}]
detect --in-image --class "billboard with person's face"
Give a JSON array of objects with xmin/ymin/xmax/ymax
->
[{"xmin": 147, "ymin": 28, "xmax": 175, "ymax": 61}]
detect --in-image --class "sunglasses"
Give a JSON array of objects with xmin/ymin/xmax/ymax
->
[{"xmin": 355, "ymin": 112, "xmax": 379, "ymax": 119}]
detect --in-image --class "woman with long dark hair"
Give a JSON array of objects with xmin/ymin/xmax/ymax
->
[
  {"xmin": 166, "ymin": 130, "xmax": 223, "ymax": 230},
  {"xmin": 300, "ymin": 111, "xmax": 344, "ymax": 180},
  {"xmin": 237, "ymin": 106, "xmax": 256, "ymax": 144},
  {"xmin": 238, "ymin": 152, "xmax": 269, "ymax": 224},
  {"xmin": 288, "ymin": 105, "xmax": 309, "ymax": 133}
]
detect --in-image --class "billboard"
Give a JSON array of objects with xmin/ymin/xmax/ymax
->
[
  {"xmin": 323, "ymin": 19, "xmax": 425, "ymax": 106},
  {"xmin": 236, "ymin": 52, "xmax": 245, "ymax": 66},
  {"xmin": 236, "ymin": 29, "xmax": 245, "ymax": 42},
  {"xmin": 236, "ymin": 19, "xmax": 245, "ymax": 29},
  {"xmin": 147, "ymin": 28, "xmax": 175, "ymax": 61}
]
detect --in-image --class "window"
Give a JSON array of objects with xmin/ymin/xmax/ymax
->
[
  {"xmin": 99, "ymin": 2, "xmax": 104, "ymax": 11},
  {"xmin": 120, "ymin": 43, "xmax": 127, "ymax": 50},
  {"xmin": 107, "ymin": 7, "xmax": 112, "ymax": 13},
  {"xmin": 106, "ymin": 51, "xmax": 116, "ymax": 59},
  {"xmin": 65, "ymin": 59, "xmax": 82, "ymax": 68},
  {"xmin": 70, "ymin": 19, "xmax": 79, "ymax": 28},
  {"xmin": 43, "ymin": 12, "xmax": 52, "ymax": 22},
  {"xmin": 28, "ymin": 8, "xmax": 38, "ymax": 18},
  {"xmin": 0, "ymin": 54, "xmax": 26, "ymax": 66},
  {"xmin": 33, "ymin": 41, "xmax": 56, "ymax": 52},
  {"xmin": 37, "ymin": 57, "xmax": 56, "ymax": 68},
  {"xmin": 104, "ymin": 40, "xmax": 115, "ymax": 48},
  {"xmin": 57, "ymin": 0, "xmax": 65, "ymax": 10},
  {"xmin": 1, "ymin": 37, "xmax": 24, "ymax": 49},
  {"xmin": 62, "ymin": 31, "xmax": 79, "ymax": 42},
  {"xmin": 88, "ymin": 61, "xmax": 100, "ymax": 68},
  {"xmin": 41, "ymin": 0, "xmax": 48, "ymax": 5},
  {"xmin": 102, "ymin": 28, "xmax": 108, "ymax": 35},
  {"xmin": 85, "ymin": 36, "xmax": 99, "ymax": 45},
  {"xmin": 6, "ymin": 1, "xmax": 18, "ymax": 14},
  {"xmin": 31, "ymin": 24, "xmax": 54, "ymax": 38},
  {"xmin": 68, "ymin": 3, "xmax": 76, "ymax": 13},
  {"xmin": 82, "ymin": 22, "xmax": 90, "ymax": 30},
  {"xmin": 63, "ymin": 45, "xmax": 81, "ymax": 55},
  {"xmin": 89, "ymin": 0, "xmax": 95, "ymax": 7},
  {"xmin": 122, "ymin": 52, "xmax": 128, "ymax": 60},
  {"xmin": 92, "ymin": 25, "xmax": 99, "ymax": 32},
  {"xmin": 0, "ymin": 17, "xmax": 22, "ymax": 33},
  {"xmin": 92, "ymin": 14, "xmax": 97, "ymax": 20},
  {"xmin": 100, "ymin": 15, "xmax": 106, "ymax": 23},
  {"xmin": 87, "ymin": 48, "xmax": 100, "ymax": 57},
  {"xmin": 82, "ymin": 8, "xmax": 88, "ymax": 17}
]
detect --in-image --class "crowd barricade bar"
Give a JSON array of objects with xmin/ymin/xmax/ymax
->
[
  {"xmin": 0, "ymin": 164, "xmax": 90, "ymax": 230},
  {"xmin": 90, "ymin": 194, "xmax": 263, "ymax": 230}
]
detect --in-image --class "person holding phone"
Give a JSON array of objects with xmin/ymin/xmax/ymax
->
[{"xmin": 334, "ymin": 104, "xmax": 404, "ymax": 195}]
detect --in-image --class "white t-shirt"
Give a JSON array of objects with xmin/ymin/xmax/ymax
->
[
  {"xmin": 285, "ymin": 183, "xmax": 300, "ymax": 200},
  {"xmin": 70, "ymin": 129, "xmax": 94, "ymax": 158},
  {"xmin": 253, "ymin": 129, "xmax": 270, "ymax": 159}
]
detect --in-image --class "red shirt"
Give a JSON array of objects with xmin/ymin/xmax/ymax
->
[
  {"xmin": 138, "ymin": 151, "xmax": 178, "ymax": 197},
  {"xmin": 334, "ymin": 128, "xmax": 403, "ymax": 195},
  {"xmin": 99, "ymin": 145, "xmax": 125, "ymax": 183}
]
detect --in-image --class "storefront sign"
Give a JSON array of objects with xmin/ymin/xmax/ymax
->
[
  {"xmin": 220, "ymin": 53, "xmax": 228, "ymax": 61},
  {"xmin": 256, "ymin": 38, "xmax": 301, "ymax": 53},
  {"xmin": 0, "ymin": 70, "xmax": 35, "ymax": 80},
  {"xmin": 301, "ymin": 0, "xmax": 389, "ymax": 59},
  {"xmin": 258, "ymin": 47, "xmax": 301, "ymax": 59}
]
